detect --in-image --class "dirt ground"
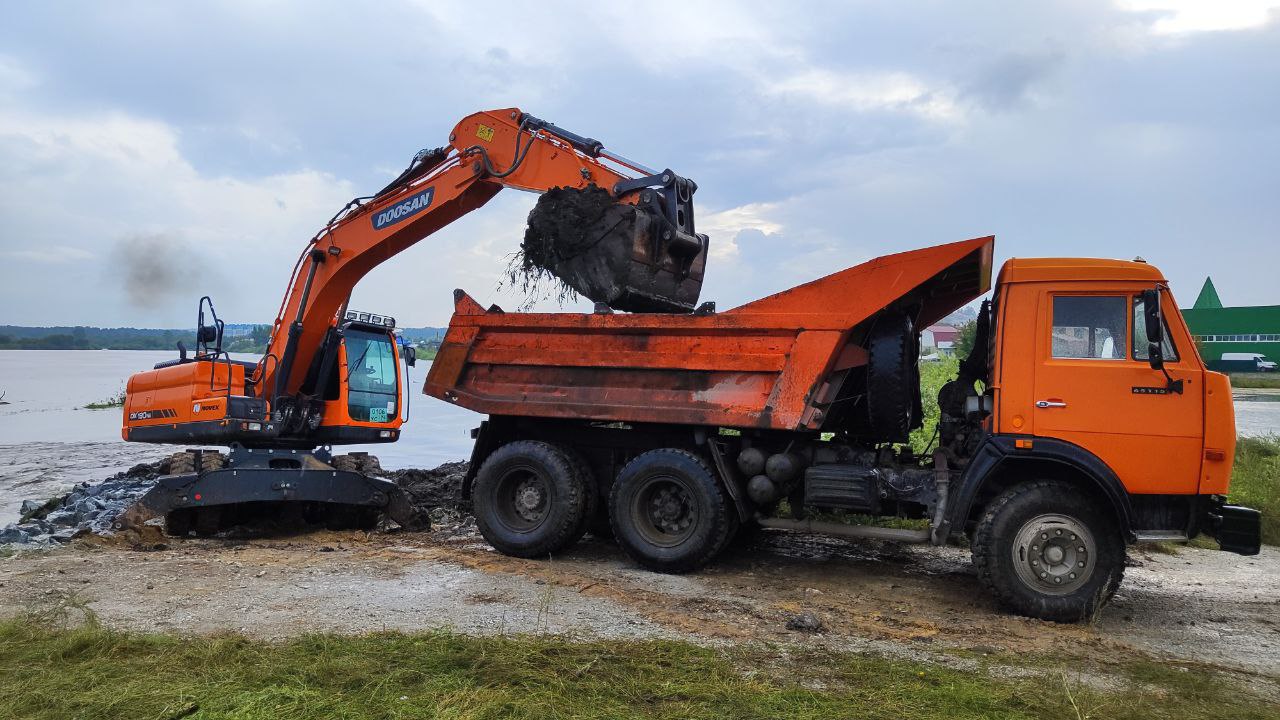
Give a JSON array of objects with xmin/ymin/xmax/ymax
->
[{"xmin": 2, "ymin": 520, "xmax": 1276, "ymax": 681}]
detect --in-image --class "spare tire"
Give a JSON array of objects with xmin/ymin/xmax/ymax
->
[{"xmin": 865, "ymin": 312, "xmax": 920, "ymax": 442}]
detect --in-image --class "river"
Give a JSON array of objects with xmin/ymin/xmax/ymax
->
[
  {"xmin": 1, "ymin": 350, "xmax": 1277, "ymax": 525},
  {"xmin": 0, "ymin": 350, "xmax": 477, "ymax": 524}
]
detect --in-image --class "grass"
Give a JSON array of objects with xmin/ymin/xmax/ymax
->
[
  {"xmin": 911, "ymin": 356, "xmax": 962, "ymax": 455},
  {"xmin": 1230, "ymin": 435, "xmax": 1280, "ymax": 545},
  {"xmin": 0, "ymin": 615, "xmax": 1276, "ymax": 720},
  {"xmin": 83, "ymin": 387, "xmax": 126, "ymax": 410},
  {"xmin": 1229, "ymin": 373, "xmax": 1280, "ymax": 389}
]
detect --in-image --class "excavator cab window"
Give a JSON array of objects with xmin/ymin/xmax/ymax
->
[{"xmin": 344, "ymin": 329, "xmax": 398, "ymax": 423}]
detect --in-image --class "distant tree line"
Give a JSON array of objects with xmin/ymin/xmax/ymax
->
[
  {"xmin": 0, "ymin": 326, "xmax": 196, "ymax": 350},
  {"xmin": 0, "ymin": 324, "xmax": 447, "ymax": 353}
]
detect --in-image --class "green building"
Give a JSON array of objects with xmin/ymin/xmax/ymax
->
[{"xmin": 1181, "ymin": 277, "xmax": 1280, "ymax": 372}]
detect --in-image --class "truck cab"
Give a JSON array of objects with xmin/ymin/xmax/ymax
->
[{"xmin": 989, "ymin": 258, "xmax": 1234, "ymax": 500}]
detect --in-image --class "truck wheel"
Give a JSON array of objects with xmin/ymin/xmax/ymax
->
[
  {"xmin": 472, "ymin": 441, "xmax": 588, "ymax": 558},
  {"xmin": 557, "ymin": 444, "xmax": 600, "ymax": 545},
  {"xmin": 972, "ymin": 481, "xmax": 1124, "ymax": 622},
  {"xmin": 609, "ymin": 449, "xmax": 733, "ymax": 574},
  {"xmin": 866, "ymin": 312, "xmax": 919, "ymax": 442}
]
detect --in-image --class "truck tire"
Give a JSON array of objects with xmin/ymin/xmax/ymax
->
[
  {"xmin": 472, "ymin": 440, "xmax": 588, "ymax": 558},
  {"xmin": 866, "ymin": 312, "xmax": 919, "ymax": 442},
  {"xmin": 972, "ymin": 480, "xmax": 1124, "ymax": 622},
  {"xmin": 557, "ymin": 444, "xmax": 600, "ymax": 545},
  {"xmin": 609, "ymin": 449, "xmax": 733, "ymax": 574}
]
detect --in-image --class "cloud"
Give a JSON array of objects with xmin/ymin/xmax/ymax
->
[
  {"xmin": 0, "ymin": 107, "xmax": 356, "ymax": 325},
  {"xmin": 1117, "ymin": 1, "xmax": 1280, "ymax": 35},
  {"xmin": 698, "ymin": 202, "xmax": 785, "ymax": 263},
  {"xmin": 0, "ymin": 54, "xmax": 37, "ymax": 95},
  {"xmin": 960, "ymin": 50, "xmax": 1065, "ymax": 112},
  {"xmin": 763, "ymin": 69, "xmax": 961, "ymax": 121},
  {"xmin": 1, "ymin": 0, "xmax": 1278, "ymax": 326},
  {"xmin": 0, "ymin": 245, "xmax": 93, "ymax": 263}
]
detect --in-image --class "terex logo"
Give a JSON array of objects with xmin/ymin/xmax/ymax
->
[{"xmin": 372, "ymin": 187, "xmax": 435, "ymax": 230}]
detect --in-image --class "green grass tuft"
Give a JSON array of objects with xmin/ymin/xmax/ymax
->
[
  {"xmin": 1230, "ymin": 435, "xmax": 1280, "ymax": 545},
  {"xmin": 83, "ymin": 387, "xmax": 126, "ymax": 410},
  {"xmin": 1229, "ymin": 373, "xmax": 1280, "ymax": 389},
  {"xmin": 0, "ymin": 618, "xmax": 1275, "ymax": 719}
]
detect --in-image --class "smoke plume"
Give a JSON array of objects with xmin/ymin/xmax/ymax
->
[{"xmin": 110, "ymin": 234, "xmax": 208, "ymax": 309}]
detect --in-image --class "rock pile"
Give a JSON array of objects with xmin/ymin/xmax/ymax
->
[
  {"xmin": 1, "ymin": 461, "xmax": 164, "ymax": 545},
  {"xmin": 384, "ymin": 461, "xmax": 469, "ymax": 509},
  {"xmin": 0, "ymin": 459, "xmax": 473, "ymax": 546}
]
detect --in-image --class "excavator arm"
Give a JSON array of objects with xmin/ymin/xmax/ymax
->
[{"xmin": 254, "ymin": 108, "xmax": 709, "ymax": 437}]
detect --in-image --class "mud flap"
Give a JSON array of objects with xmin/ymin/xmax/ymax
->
[{"xmin": 1209, "ymin": 504, "xmax": 1261, "ymax": 556}]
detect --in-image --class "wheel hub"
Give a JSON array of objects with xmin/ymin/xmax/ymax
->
[
  {"xmin": 649, "ymin": 487, "xmax": 693, "ymax": 534},
  {"xmin": 1012, "ymin": 514, "xmax": 1095, "ymax": 596},
  {"xmin": 512, "ymin": 477, "xmax": 546, "ymax": 523}
]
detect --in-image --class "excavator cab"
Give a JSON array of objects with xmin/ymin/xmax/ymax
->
[{"xmin": 309, "ymin": 312, "xmax": 408, "ymax": 445}]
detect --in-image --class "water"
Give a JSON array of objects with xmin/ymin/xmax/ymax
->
[
  {"xmin": 1234, "ymin": 389, "xmax": 1280, "ymax": 439},
  {"xmin": 1, "ymin": 351, "xmax": 1278, "ymax": 525},
  {"xmin": 0, "ymin": 350, "xmax": 479, "ymax": 524}
]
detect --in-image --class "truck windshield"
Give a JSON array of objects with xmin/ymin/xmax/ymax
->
[{"xmin": 345, "ymin": 329, "xmax": 398, "ymax": 423}]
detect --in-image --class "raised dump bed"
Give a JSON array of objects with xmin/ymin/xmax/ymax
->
[{"xmin": 425, "ymin": 235, "xmax": 993, "ymax": 436}]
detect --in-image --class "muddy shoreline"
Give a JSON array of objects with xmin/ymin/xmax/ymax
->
[
  {"xmin": 2, "ymin": 514, "xmax": 1277, "ymax": 680},
  {"xmin": 1, "ymin": 454, "xmax": 1277, "ymax": 685}
]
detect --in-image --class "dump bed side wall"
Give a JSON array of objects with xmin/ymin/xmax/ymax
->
[{"xmin": 426, "ymin": 237, "xmax": 994, "ymax": 431}]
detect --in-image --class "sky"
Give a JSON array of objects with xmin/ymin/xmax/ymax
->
[{"xmin": 0, "ymin": 0, "xmax": 1277, "ymax": 329}]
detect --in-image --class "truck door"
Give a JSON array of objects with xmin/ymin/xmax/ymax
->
[{"xmin": 1032, "ymin": 291, "xmax": 1203, "ymax": 494}]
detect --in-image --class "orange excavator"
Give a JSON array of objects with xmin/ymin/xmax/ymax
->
[{"xmin": 121, "ymin": 108, "xmax": 710, "ymax": 534}]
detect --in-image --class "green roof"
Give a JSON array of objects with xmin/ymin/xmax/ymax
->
[
  {"xmin": 1182, "ymin": 305, "xmax": 1280, "ymax": 334},
  {"xmin": 1193, "ymin": 277, "xmax": 1223, "ymax": 309}
]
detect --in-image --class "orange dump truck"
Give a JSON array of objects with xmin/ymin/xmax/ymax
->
[{"xmin": 425, "ymin": 235, "xmax": 1260, "ymax": 621}]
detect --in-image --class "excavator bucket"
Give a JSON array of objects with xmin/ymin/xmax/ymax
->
[{"xmin": 519, "ymin": 186, "xmax": 709, "ymax": 313}]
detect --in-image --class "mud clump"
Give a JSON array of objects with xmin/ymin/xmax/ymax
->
[
  {"xmin": 385, "ymin": 461, "xmax": 469, "ymax": 511},
  {"xmin": 511, "ymin": 184, "xmax": 632, "ymax": 308},
  {"xmin": 513, "ymin": 185, "xmax": 702, "ymax": 313}
]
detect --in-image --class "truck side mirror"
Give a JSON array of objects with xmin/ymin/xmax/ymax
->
[
  {"xmin": 402, "ymin": 345, "xmax": 417, "ymax": 367},
  {"xmin": 1141, "ymin": 288, "xmax": 1163, "ymax": 370}
]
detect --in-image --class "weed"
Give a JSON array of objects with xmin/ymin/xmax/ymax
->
[{"xmin": 84, "ymin": 387, "xmax": 126, "ymax": 410}]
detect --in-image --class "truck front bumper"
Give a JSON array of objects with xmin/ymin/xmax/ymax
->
[{"xmin": 1206, "ymin": 503, "xmax": 1262, "ymax": 556}]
